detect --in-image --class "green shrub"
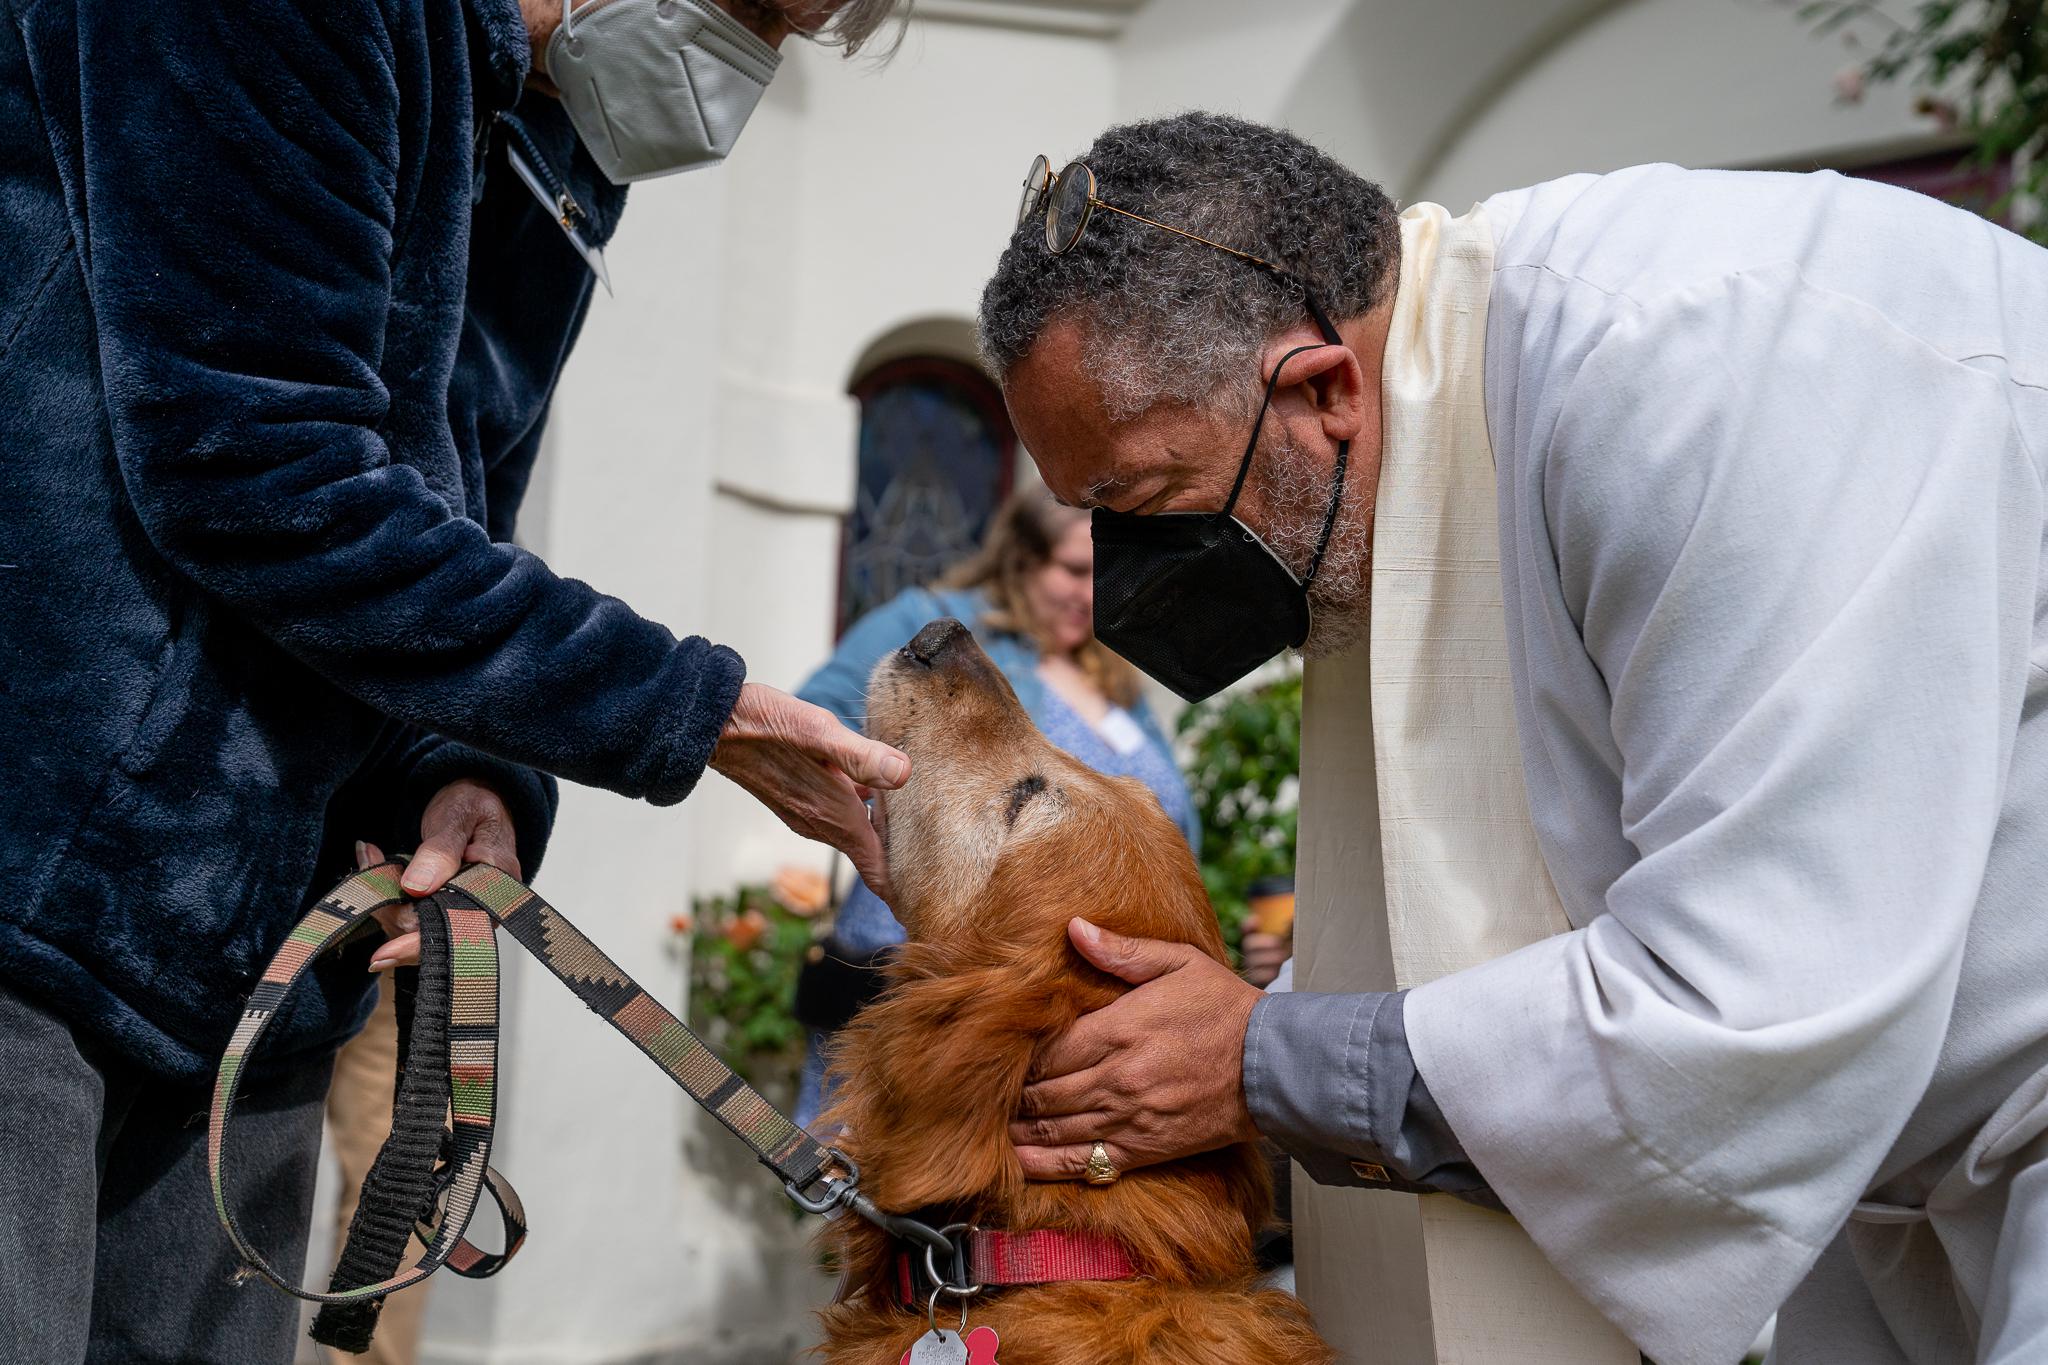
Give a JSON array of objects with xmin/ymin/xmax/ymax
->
[
  {"xmin": 1175, "ymin": 667, "xmax": 1303, "ymax": 958},
  {"xmin": 680, "ymin": 881, "xmax": 823, "ymax": 1110}
]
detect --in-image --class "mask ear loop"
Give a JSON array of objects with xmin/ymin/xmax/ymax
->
[
  {"xmin": 1299, "ymin": 288, "xmax": 1352, "ymax": 586},
  {"xmin": 1302, "ymin": 434, "xmax": 1352, "ymax": 585},
  {"xmin": 561, "ymin": 0, "xmax": 579, "ymax": 44},
  {"xmin": 1220, "ymin": 342, "xmax": 1337, "ymax": 523}
]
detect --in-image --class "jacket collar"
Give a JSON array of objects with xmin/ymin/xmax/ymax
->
[{"xmin": 463, "ymin": 0, "xmax": 533, "ymax": 112}]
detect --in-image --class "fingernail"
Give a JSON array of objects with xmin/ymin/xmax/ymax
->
[
  {"xmin": 367, "ymin": 954, "xmax": 393, "ymax": 972},
  {"xmin": 884, "ymin": 754, "xmax": 910, "ymax": 786},
  {"xmin": 354, "ymin": 840, "xmax": 371, "ymax": 871},
  {"xmin": 1071, "ymin": 918, "xmax": 1100, "ymax": 947}
]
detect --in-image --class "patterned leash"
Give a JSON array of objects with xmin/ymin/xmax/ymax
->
[{"xmin": 210, "ymin": 860, "xmax": 882, "ymax": 1354}]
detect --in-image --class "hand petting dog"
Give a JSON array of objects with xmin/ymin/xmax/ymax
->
[
  {"xmin": 712, "ymin": 682, "xmax": 911, "ymax": 902},
  {"xmin": 1011, "ymin": 918, "xmax": 1265, "ymax": 1181}
]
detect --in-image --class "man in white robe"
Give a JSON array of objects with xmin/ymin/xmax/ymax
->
[{"xmin": 977, "ymin": 112, "xmax": 2048, "ymax": 1364}]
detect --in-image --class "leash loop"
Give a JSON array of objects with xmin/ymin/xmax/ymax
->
[
  {"xmin": 209, "ymin": 864, "xmax": 502, "ymax": 1311},
  {"xmin": 784, "ymin": 1146, "xmax": 862, "ymax": 1216}
]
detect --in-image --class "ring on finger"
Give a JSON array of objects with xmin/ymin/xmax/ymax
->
[{"xmin": 1084, "ymin": 1140, "xmax": 1119, "ymax": 1186}]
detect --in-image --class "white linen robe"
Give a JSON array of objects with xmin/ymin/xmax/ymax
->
[{"xmin": 1402, "ymin": 164, "xmax": 2048, "ymax": 1364}]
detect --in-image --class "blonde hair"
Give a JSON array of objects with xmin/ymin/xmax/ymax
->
[{"xmin": 943, "ymin": 487, "xmax": 1143, "ymax": 709}]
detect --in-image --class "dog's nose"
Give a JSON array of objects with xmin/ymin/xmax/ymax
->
[{"xmin": 903, "ymin": 618, "xmax": 971, "ymax": 667}]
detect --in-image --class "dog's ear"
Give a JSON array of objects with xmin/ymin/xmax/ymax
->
[{"xmin": 826, "ymin": 961, "xmax": 1076, "ymax": 1211}]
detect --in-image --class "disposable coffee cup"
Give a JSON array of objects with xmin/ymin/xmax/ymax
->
[{"xmin": 1247, "ymin": 875, "xmax": 1296, "ymax": 937}]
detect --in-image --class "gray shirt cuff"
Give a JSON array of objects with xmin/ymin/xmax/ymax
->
[{"xmin": 1243, "ymin": 989, "xmax": 1500, "ymax": 1208}]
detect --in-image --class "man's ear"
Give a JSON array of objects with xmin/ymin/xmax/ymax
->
[{"xmin": 1260, "ymin": 335, "xmax": 1369, "ymax": 446}]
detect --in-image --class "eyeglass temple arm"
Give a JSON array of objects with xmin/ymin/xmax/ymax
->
[
  {"xmin": 1086, "ymin": 201, "xmax": 1282, "ymax": 272},
  {"xmin": 1088, "ymin": 199, "xmax": 1341, "ymax": 344}
]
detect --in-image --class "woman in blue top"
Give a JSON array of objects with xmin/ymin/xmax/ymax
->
[{"xmin": 793, "ymin": 486, "xmax": 1195, "ymax": 1126}]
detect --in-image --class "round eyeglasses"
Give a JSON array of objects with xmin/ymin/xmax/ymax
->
[{"xmin": 1019, "ymin": 154, "xmax": 1285, "ymax": 266}]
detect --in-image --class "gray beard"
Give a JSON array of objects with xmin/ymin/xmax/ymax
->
[{"xmin": 1250, "ymin": 434, "xmax": 1373, "ymax": 659}]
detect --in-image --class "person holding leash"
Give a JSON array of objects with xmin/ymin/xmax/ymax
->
[{"xmin": 0, "ymin": 1, "xmax": 908, "ymax": 1359}]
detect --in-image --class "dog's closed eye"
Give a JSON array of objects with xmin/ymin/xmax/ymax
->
[{"xmin": 1005, "ymin": 775, "xmax": 1047, "ymax": 825}]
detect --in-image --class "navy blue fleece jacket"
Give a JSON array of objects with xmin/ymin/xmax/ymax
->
[{"xmin": 0, "ymin": 0, "xmax": 745, "ymax": 1080}]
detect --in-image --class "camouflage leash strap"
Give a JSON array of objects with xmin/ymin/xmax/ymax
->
[
  {"xmin": 455, "ymin": 858, "xmax": 839, "ymax": 1193},
  {"xmin": 210, "ymin": 861, "xmax": 842, "ymax": 1349}
]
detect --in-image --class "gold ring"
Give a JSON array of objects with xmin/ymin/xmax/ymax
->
[{"xmin": 1084, "ymin": 1140, "xmax": 1119, "ymax": 1186}]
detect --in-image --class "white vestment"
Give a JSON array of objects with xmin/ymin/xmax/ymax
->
[{"xmin": 1321, "ymin": 164, "xmax": 2048, "ymax": 1365}]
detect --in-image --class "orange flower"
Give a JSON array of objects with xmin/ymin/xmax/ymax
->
[
  {"xmin": 668, "ymin": 912, "xmax": 695, "ymax": 936},
  {"xmin": 723, "ymin": 908, "xmax": 769, "ymax": 952},
  {"xmin": 770, "ymin": 866, "xmax": 831, "ymax": 917}
]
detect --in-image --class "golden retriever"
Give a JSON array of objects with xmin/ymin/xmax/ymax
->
[{"xmin": 813, "ymin": 619, "xmax": 1331, "ymax": 1365}]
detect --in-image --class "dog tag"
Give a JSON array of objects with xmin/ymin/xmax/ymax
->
[
  {"xmin": 903, "ymin": 1330, "xmax": 966, "ymax": 1365},
  {"xmin": 901, "ymin": 1326, "xmax": 1000, "ymax": 1365}
]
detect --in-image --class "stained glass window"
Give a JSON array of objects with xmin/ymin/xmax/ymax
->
[{"xmin": 838, "ymin": 358, "xmax": 1016, "ymax": 635}]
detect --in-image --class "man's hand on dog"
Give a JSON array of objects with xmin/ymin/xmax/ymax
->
[
  {"xmin": 711, "ymin": 682, "xmax": 911, "ymax": 902},
  {"xmin": 1011, "ymin": 918, "xmax": 1264, "ymax": 1181},
  {"xmin": 364, "ymin": 777, "xmax": 524, "ymax": 971}
]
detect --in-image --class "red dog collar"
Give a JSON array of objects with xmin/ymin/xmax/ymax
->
[{"xmin": 895, "ymin": 1228, "xmax": 1139, "ymax": 1306}]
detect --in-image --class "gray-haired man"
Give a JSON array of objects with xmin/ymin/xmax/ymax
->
[{"xmin": 992, "ymin": 112, "xmax": 2048, "ymax": 1364}]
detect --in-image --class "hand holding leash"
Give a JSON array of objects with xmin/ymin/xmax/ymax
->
[
  {"xmin": 365, "ymin": 778, "xmax": 523, "ymax": 970},
  {"xmin": 1010, "ymin": 919, "xmax": 1263, "ymax": 1182}
]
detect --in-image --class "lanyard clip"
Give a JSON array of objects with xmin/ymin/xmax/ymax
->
[{"xmin": 501, "ymin": 134, "xmax": 612, "ymax": 296}]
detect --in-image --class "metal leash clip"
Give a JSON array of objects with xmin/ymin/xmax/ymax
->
[
  {"xmin": 786, "ymin": 1150, "xmax": 987, "ymax": 1308},
  {"xmin": 784, "ymin": 1149, "xmax": 952, "ymax": 1254}
]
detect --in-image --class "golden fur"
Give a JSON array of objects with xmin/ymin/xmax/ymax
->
[{"xmin": 814, "ymin": 621, "xmax": 1331, "ymax": 1365}]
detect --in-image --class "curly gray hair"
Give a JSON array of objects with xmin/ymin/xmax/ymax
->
[{"xmin": 978, "ymin": 113, "xmax": 1401, "ymax": 419}]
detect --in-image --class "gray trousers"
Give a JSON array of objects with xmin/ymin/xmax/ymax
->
[{"xmin": 0, "ymin": 984, "xmax": 331, "ymax": 1364}]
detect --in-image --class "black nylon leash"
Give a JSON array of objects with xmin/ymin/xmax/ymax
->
[{"xmin": 312, "ymin": 905, "xmax": 453, "ymax": 1351}]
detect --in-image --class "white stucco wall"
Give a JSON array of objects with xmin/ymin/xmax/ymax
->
[
  {"xmin": 1412, "ymin": 0, "xmax": 1937, "ymax": 207},
  {"xmin": 1114, "ymin": 0, "xmax": 1353, "ymax": 124}
]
